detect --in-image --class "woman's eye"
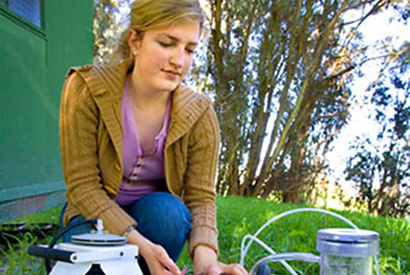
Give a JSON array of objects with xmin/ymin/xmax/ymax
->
[
  {"xmin": 186, "ymin": 48, "xmax": 196, "ymax": 54},
  {"xmin": 159, "ymin": 41, "xmax": 172, "ymax": 47}
]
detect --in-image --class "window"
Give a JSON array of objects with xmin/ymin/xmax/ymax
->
[{"xmin": 3, "ymin": 0, "xmax": 42, "ymax": 28}]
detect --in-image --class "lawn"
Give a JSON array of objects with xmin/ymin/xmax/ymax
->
[{"xmin": 1, "ymin": 196, "xmax": 409, "ymax": 274}]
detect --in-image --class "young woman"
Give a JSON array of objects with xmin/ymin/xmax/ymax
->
[{"xmin": 59, "ymin": 0, "xmax": 247, "ymax": 274}]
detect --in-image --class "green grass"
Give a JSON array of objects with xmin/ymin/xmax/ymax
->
[
  {"xmin": 1, "ymin": 197, "xmax": 409, "ymax": 274},
  {"xmin": 0, "ymin": 207, "xmax": 61, "ymax": 274},
  {"xmin": 179, "ymin": 196, "xmax": 410, "ymax": 275}
]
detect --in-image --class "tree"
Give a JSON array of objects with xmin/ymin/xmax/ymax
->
[
  {"xmin": 92, "ymin": 0, "xmax": 409, "ymax": 209},
  {"xmin": 345, "ymin": 42, "xmax": 410, "ymax": 217},
  {"xmin": 204, "ymin": 0, "xmax": 391, "ymax": 201},
  {"xmin": 94, "ymin": 0, "xmax": 130, "ymax": 65}
]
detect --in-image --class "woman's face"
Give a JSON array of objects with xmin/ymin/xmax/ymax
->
[{"xmin": 130, "ymin": 21, "xmax": 201, "ymax": 93}]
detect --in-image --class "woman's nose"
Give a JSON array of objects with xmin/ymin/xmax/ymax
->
[{"xmin": 170, "ymin": 47, "xmax": 185, "ymax": 67}]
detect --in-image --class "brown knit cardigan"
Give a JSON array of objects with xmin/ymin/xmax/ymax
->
[{"xmin": 59, "ymin": 58, "xmax": 220, "ymax": 255}]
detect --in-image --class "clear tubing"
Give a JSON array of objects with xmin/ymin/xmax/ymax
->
[
  {"xmin": 240, "ymin": 208, "xmax": 380, "ymax": 275},
  {"xmin": 242, "ymin": 234, "xmax": 299, "ymax": 275},
  {"xmin": 249, "ymin": 253, "xmax": 320, "ymax": 275}
]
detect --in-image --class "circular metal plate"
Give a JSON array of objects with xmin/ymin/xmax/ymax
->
[{"xmin": 71, "ymin": 233, "xmax": 127, "ymax": 246}]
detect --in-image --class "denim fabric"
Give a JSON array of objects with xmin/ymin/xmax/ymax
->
[{"xmin": 59, "ymin": 192, "xmax": 191, "ymax": 273}]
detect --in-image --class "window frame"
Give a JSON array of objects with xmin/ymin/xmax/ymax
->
[{"xmin": 0, "ymin": 0, "xmax": 45, "ymax": 37}]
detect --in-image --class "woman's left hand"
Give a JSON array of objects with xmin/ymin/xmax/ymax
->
[
  {"xmin": 195, "ymin": 261, "xmax": 248, "ymax": 275},
  {"xmin": 193, "ymin": 246, "xmax": 248, "ymax": 275}
]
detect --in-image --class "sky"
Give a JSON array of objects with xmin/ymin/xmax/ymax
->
[{"xmin": 326, "ymin": 5, "xmax": 410, "ymax": 196}]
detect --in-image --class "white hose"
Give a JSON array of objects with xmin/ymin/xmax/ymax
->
[
  {"xmin": 240, "ymin": 207, "xmax": 380, "ymax": 275},
  {"xmin": 241, "ymin": 234, "xmax": 299, "ymax": 275},
  {"xmin": 249, "ymin": 253, "xmax": 320, "ymax": 275}
]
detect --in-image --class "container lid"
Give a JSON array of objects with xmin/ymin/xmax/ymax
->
[
  {"xmin": 317, "ymin": 228, "xmax": 379, "ymax": 243},
  {"xmin": 316, "ymin": 228, "xmax": 379, "ymax": 257}
]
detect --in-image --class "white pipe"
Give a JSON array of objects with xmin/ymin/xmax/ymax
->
[{"xmin": 240, "ymin": 208, "xmax": 379, "ymax": 275}]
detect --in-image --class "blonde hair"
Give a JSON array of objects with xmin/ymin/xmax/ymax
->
[{"xmin": 114, "ymin": 0, "xmax": 205, "ymax": 63}]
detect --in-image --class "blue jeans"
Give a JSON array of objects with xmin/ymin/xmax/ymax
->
[{"xmin": 59, "ymin": 192, "xmax": 191, "ymax": 273}]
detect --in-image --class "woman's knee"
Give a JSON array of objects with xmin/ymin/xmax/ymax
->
[{"xmin": 130, "ymin": 192, "xmax": 191, "ymax": 231}]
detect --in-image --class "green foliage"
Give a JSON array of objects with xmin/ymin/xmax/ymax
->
[
  {"xmin": 2, "ymin": 199, "xmax": 408, "ymax": 274},
  {"xmin": 0, "ymin": 207, "xmax": 61, "ymax": 274},
  {"xmin": 1, "ymin": 234, "xmax": 45, "ymax": 275},
  {"xmin": 345, "ymin": 41, "xmax": 410, "ymax": 217},
  {"xmin": 10, "ymin": 207, "xmax": 61, "ymax": 224},
  {"xmin": 94, "ymin": 0, "xmax": 130, "ymax": 64},
  {"xmin": 205, "ymin": 0, "xmax": 395, "ymax": 200}
]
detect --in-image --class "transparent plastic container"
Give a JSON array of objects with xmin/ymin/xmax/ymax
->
[{"xmin": 316, "ymin": 228, "xmax": 379, "ymax": 275}]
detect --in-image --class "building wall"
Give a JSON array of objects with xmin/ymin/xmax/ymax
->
[{"xmin": 0, "ymin": 0, "xmax": 94, "ymax": 221}]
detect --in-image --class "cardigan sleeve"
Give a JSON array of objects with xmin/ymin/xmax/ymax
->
[
  {"xmin": 183, "ymin": 104, "xmax": 220, "ymax": 257},
  {"xmin": 59, "ymin": 71, "xmax": 136, "ymax": 235}
]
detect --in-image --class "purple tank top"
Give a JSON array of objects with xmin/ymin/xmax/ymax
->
[{"xmin": 115, "ymin": 79, "xmax": 172, "ymax": 206}]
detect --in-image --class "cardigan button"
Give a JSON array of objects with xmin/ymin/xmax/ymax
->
[
  {"xmin": 93, "ymin": 89, "xmax": 107, "ymax": 97},
  {"xmin": 78, "ymin": 65, "xmax": 93, "ymax": 71}
]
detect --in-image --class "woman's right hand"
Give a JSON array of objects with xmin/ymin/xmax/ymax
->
[{"xmin": 127, "ymin": 228, "xmax": 181, "ymax": 275}]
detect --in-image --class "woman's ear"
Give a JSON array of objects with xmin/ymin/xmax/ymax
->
[{"xmin": 127, "ymin": 29, "xmax": 141, "ymax": 56}]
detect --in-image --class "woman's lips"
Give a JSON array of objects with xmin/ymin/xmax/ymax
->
[{"xmin": 163, "ymin": 69, "xmax": 181, "ymax": 78}]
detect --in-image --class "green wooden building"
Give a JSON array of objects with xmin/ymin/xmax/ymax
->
[{"xmin": 0, "ymin": 0, "xmax": 94, "ymax": 221}]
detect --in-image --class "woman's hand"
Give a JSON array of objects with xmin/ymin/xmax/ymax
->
[
  {"xmin": 127, "ymin": 229, "xmax": 181, "ymax": 275},
  {"xmin": 193, "ymin": 246, "xmax": 248, "ymax": 275},
  {"xmin": 142, "ymin": 242, "xmax": 181, "ymax": 275}
]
